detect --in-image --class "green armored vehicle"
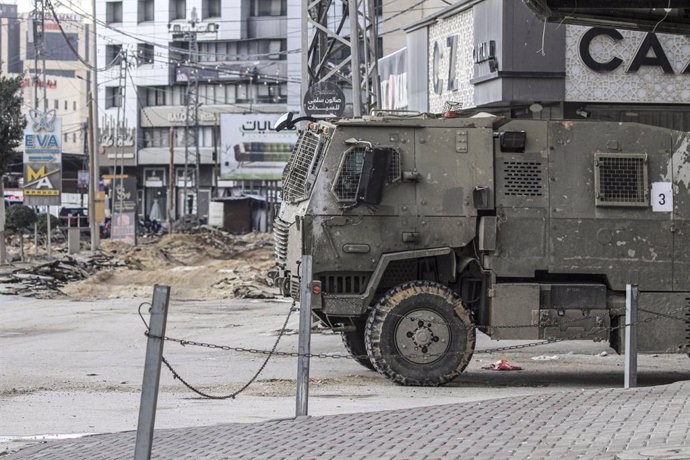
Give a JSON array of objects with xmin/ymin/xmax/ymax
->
[{"xmin": 273, "ymin": 113, "xmax": 690, "ymax": 386}]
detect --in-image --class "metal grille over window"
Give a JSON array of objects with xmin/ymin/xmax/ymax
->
[
  {"xmin": 594, "ymin": 153, "xmax": 648, "ymax": 207},
  {"xmin": 282, "ymin": 130, "xmax": 324, "ymax": 203},
  {"xmin": 387, "ymin": 150, "xmax": 402, "ymax": 183},
  {"xmin": 333, "ymin": 147, "xmax": 367, "ymax": 202},
  {"xmin": 503, "ymin": 161, "xmax": 543, "ymax": 196}
]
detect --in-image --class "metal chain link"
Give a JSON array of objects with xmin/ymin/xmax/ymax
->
[
  {"xmin": 140, "ymin": 300, "xmax": 298, "ymax": 400},
  {"xmin": 139, "ymin": 300, "xmax": 689, "ymax": 398}
]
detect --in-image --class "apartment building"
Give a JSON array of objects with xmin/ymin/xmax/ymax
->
[
  {"xmin": 96, "ymin": 0, "xmax": 293, "ymax": 223},
  {"xmin": 0, "ymin": 5, "xmax": 90, "ymax": 193}
]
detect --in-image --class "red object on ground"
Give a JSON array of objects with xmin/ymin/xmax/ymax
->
[{"xmin": 483, "ymin": 359, "xmax": 522, "ymax": 371}]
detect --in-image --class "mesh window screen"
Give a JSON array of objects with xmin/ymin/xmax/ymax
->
[
  {"xmin": 333, "ymin": 148, "xmax": 366, "ymax": 202},
  {"xmin": 594, "ymin": 153, "xmax": 648, "ymax": 207},
  {"xmin": 282, "ymin": 131, "xmax": 324, "ymax": 203}
]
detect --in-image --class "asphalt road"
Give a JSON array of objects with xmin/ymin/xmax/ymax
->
[{"xmin": 2, "ymin": 294, "xmax": 689, "ymax": 455}]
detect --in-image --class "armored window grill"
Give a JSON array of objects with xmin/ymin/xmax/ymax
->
[
  {"xmin": 594, "ymin": 153, "xmax": 648, "ymax": 207},
  {"xmin": 333, "ymin": 147, "xmax": 401, "ymax": 203},
  {"xmin": 282, "ymin": 130, "xmax": 325, "ymax": 203},
  {"xmin": 387, "ymin": 149, "xmax": 402, "ymax": 183},
  {"xmin": 502, "ymin": 161, "xmax": 543, "ymax": 197},
  {"xmin": 333, "ymin": 147, "xmax": 367, "ymax": 202}
]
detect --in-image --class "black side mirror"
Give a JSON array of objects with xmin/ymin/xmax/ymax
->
[
  {"xmin": 273, "ymin": 112, "xmax": 294, "ymax": 132},
  {"xmin": 357, "ymin": 147, "xmax": 393, "ymax": 205}
]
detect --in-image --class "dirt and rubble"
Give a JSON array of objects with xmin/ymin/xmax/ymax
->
[{"xmin": 0, "ymin": 227, "xmax": 277, "ymax": 301}]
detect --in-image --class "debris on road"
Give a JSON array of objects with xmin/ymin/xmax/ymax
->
[
  {"xmin": 483, "ymin": 359, "xmax": 523, "ymax": 371},
  {"xmin": 531, "ymin": 355, "xmax": 559, "ymax": 361},
  {"xmin": 1, "ymin": 227, "xmax": 278, "ymax": 301}
]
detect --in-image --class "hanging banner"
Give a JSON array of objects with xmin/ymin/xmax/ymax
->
[
  {"xmin": 219, "ymin": 113, "xmax": 297, "ymax": 180},
  {"xmin": 23, "ymin": 109, "xmax": 62, "ymax": 206}
]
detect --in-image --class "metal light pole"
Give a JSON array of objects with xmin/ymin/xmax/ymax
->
[{"xmin": 89, "ymin": 0, "xmax": 100, "ymax": 251}]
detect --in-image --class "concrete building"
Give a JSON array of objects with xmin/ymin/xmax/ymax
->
[
  {"xmin": 96, "ymin": 0, "xmax": 292, "ymax": 224},
  {"xmin": 397, "ymin": 0, "xmax": 690, "ymax": 130},
  {"xmin": 0, "ymin": 5, "xmax": 90, "ymax": 194}
]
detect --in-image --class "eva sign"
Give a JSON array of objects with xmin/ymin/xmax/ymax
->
[
  {"xmin": 651, "ymin": 182, "xmax": 673, "ymax": 212},
  {"xmin": 23, "ymin": 109, "xmax": 62, "ymax": 206}
]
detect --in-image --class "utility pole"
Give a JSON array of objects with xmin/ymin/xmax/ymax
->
[
  {"xmin": 39, "ymin": 0, "xmax": 51, "ymax": 258},
  {"xmin": 181, "ymin": 8, "xmax": 200, "ymax": 221},
  {"xmin": 301, "ymin": 0, "xmax": 380, "ymax": 116},
  {"xmin": 167, "ymin": 128, "xmax": 174, "ymax": 233},
  {"xmin": 111, "ymin": 50, "xmax": 127, "ymax": 217},
  {"xmin": 89, "ymin": 0, "xmax": 100, "ymax": 251},
  {"xmin": 32, "ymin": 0, "xmax": 40, "ymax": 258}
]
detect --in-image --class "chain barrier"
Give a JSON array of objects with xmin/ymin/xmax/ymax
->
[
  {"xmin": 139, "ymin": 300, "xmax": 297, "ymax": 400},
  {"xmin": 139, "ymin": 301, "xmax": 688, "ymax": 399}
]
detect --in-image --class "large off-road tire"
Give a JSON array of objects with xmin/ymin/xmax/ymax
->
[
  {"xmin": 365, "ymin": 280, "xmax": 475, "ymax": 386},
  {"xmin": 341, "ymin": 320, "xmax": 376, "ymax": 371}
]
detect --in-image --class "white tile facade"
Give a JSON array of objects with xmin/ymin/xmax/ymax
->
[
  {"xmin": 566, "ymin": 25, "xmax": 690, "ymax": 103},
  {"xmin": 427, "ymin": 9, "xmax": 474, "ymax": 113}
]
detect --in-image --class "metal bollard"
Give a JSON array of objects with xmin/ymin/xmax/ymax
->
[
  {"xmin": 624, "ymin": 283, "xmax": 639, "ymax": 389},
  {"xmin": 134, "ymin": 285, "xmax": 171, "ymax": 460},
  {"xmin": 296, "ymin": 255, "xmax": 313, "ymax": 417}
]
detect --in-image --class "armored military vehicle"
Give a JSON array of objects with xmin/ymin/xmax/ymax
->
[{"xmin": 272, "ymin": 113, "xmax": 690, "ymax": 386}]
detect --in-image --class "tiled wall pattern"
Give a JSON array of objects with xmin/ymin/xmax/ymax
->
[
  {"xmin": 566, "ymin": 25, "xmax": 690, "ymax": 103},
  {"xmin": 428, "ymin": 9, "xmax": 475, "ymax": 113}
]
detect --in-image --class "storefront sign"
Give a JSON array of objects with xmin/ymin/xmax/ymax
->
[
  {"xmin": 427, "ymin": 8, "xmax": 474, "ymax": 113},
  {"xmin": 23, "ymin": 109, "xmax": 62, "ymax": 206},
  {"xmin": 303, "ymin": 82, "xmax": 345, "ymax": 117},
  {"xmin": 567, "ymin": 25, "xmax": 690, "ymax": 103},
  {"xmin": 219, "ymin": 113, "xmax": 297, "ymax": 180}
]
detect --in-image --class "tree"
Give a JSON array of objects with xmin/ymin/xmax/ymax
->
[
  {"xmin": 0, "ymin": 75, "xmax": 25, "ymax": 265},
  {"xmin": 6, "ymin": 205, "xmax": 36, "ymax": 261}
]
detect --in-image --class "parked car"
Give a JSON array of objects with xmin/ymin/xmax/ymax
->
[{"xmin": 59, "ymin": 206, "xmax": 89, "ymax": 228}]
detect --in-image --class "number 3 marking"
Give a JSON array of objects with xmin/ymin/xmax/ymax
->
[{"xmin": 659, "ymin": 193, "xmax": 666, "ymax": 206}]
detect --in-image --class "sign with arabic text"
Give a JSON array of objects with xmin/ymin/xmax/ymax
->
[{"xmin": 303, "ymin": 82, "xmax": 345, "ymax": 117}]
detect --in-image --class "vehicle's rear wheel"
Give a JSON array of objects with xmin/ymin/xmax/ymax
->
[
  {"xmin": 365, "ymin": 280, "xmax": 475, "ymax": 386},
  {"xmin": 341, "ymin": 320, "xmax": 376, "ymax": 371}
]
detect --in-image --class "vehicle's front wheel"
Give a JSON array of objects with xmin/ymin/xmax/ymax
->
[
  {"xmin": 341, "ymin": 319, "xmax": 376, "ymax": 371},
  {"xmin": 365, "ymin": 280, "xmax": 475, "ymax": 386}
]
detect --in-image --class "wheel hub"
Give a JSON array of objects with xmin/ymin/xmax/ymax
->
[{"xmin": 394, "ymin": 309, "xmax": 450, "ymax": 364}]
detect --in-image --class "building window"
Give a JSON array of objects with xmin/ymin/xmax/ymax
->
[
  {"xmin": 54, "ymin": 99, "xmax": 59, "ymax": 109},
  {"xmin": 72, "ymin": 132, "xmax": 76, "ymax": 143},
  {"xmin": 268, "ymin": 40, "xmax": 282, "ymax": 59},
  {"xmin": 64, "ymin": 133, "xmax": 68, "ymax": 142},
  {"xmin": 202, "ymin": 0, "xmax": 221, "ymax": 18},
  {"xmin": 170, "ymin": 0, "xmax": 186, "ymax": 20},
  {"xmin": 137, "ymin": 43, "xmax": 155, "ymax": 65},
  {"xmin": 64, "ymin": 100, "xmax": 68, "ymax": 110},
  {"xmin": 73, "ymin": 101, "xmax": 77, "ymax": 111},
  {"xmin": 252, "ymin": 0, "xmax": 286, "ymax": 16},
  {"xmin": 106, "ymin": 1, "xmax": 123, "ymax": 24},
  {"xmin": 106, "ymin": 87, "xmax": 121, "ymax": 108},
  {"xmin": 138, "ymin": 0, "xmax": 154, "ymax": 22},
  {"xmin": 141, "ymin": 87, "xmax": 167, "ymax": 107},
  {"xmin": 105, "ymin": 44, "xmax": 123, "ymax": 67},
  {"xmin": 142, "ymin": 128, "xmax": 170, "ymax": 148}
]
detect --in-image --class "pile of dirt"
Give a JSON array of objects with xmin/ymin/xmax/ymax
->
[
  {"xmin": 1, "ymin": 226, "xmax": 279, "ymax": 301},
  {"xmin": 61, "ymin": 227, "xmax": 278, "ymax": 301}
]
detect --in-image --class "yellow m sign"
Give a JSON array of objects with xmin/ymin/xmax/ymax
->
[{"xmin": 27, "ymin": 166, "xmax": 47, "ymax": 182}]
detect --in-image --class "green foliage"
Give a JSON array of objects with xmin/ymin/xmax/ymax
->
[
  {"xmin": 0, "ymin": 75, "xmax": 25, "ymax": 176},
  {"xmin": 36, "ymin": 212, "xmax": 60, "ymax": 234},
  {"xmin": 6, "ymin": 205, "xmax": 37, "ymax": 231}
]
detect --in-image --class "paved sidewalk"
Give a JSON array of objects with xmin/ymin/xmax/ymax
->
[{"xmin": 7, "ymin": 381, "xmax": 690, "ymax": 459}]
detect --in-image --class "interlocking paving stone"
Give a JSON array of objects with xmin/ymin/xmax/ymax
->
[{"xmin": 5, "ymin": 381, "xmax": 690, "ymax": 459}]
